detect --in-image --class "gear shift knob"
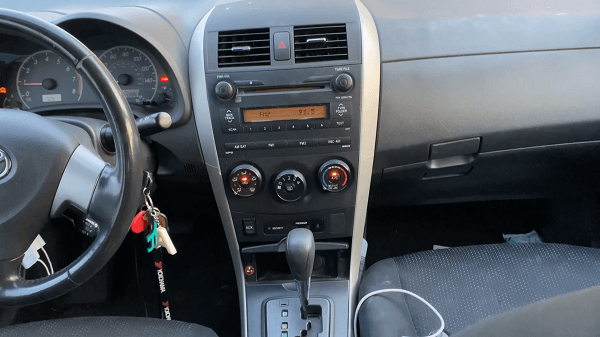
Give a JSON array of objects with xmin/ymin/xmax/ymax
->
[
  {"xmin": 286, "ymin": 228, "xmax": 315, "ymax": 281},
  {"xmin": 286, "ymin": 228, "xmax": 315, "ymax": 319}
]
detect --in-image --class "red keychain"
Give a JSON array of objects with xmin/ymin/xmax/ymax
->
[{"xmin": 131, "ymin": 210, "xmax": 149, "ymax": 234}]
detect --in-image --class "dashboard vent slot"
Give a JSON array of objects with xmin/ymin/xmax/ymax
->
[
  {"xmin": 218, "ymin": 28, "xmax": 271, "ymax": 68},
  {"xmin": 294, "ymin": 24, "xmax": 348, "ymax": 63}
]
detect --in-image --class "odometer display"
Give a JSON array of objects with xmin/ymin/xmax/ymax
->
[
  {"xmin": 99, "ymin": 46, "xmax": 157, "ymax": 105},
  {"xmin": 243, "ymin": 105, "xmax": 327, "ymax": 123}
]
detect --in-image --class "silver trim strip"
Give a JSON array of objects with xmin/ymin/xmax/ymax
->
[
  {"xmin": 50, "ymin": 145, "xmax": 106, "ymax": 217},
  {"xmin": 189, "ymin": 8, "xmax": 249, "ymax": 337},
  {"xmin": 349, "ymin": 1, "xmax": 381, "ymax": 336}
]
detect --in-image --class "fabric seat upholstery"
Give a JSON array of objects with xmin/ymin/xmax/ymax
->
[
  {"xmin": 358, "ymin": 243, "xmax": 600, "ymax": 336},
  {"xmin": 0, "ymin": 316, "xmax": 218, "ymax": 337}
]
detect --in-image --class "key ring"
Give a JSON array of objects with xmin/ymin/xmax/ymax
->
[{"xmin": 143, "ymin": 187, "xmax": 154, "ymax": 210}]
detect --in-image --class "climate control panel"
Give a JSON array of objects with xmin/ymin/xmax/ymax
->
[{"xmin": 228, "ymin": 159, "xmax": 352, "ymax": 201}]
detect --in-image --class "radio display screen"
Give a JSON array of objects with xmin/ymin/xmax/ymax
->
[{"xmin": 243, "ymin": 105, "xmax": 327, "ymax": 123}]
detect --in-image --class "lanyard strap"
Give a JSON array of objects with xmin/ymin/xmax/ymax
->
[{"xmin": 152, "ymin": 249, "xmax": 172, "ymax": 320}]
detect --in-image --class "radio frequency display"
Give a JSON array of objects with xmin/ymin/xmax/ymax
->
[{"xmin": 243, "ymin": 105, "xmax": 327, "ymax": 123}]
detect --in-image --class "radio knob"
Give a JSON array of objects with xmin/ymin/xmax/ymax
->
[
  {"xmin": 274, "ymin": 170, "xmax": 307, "ymax": 202},
  {"xmin": 318, "ymin": 159, "xmax": 351, "ymax": 192},
  {"xmin": 215, "ymin": 81, "xmax": 235, "ymax": 100},
  {"xmin": 230, "ymin": 164, "xmax": 262, "ymax": 197},
  {"xmin": 332, "ymin": 73, "xmax": 354, "ymax": 93}
]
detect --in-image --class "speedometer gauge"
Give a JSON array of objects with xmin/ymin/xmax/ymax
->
[
  {"xmin": 99, "ymin": 46, "xmax": 157, "ymax": 105},
  {"xmin": 16, "ymin": 50, "xmax": 83, "ymax": 109}
]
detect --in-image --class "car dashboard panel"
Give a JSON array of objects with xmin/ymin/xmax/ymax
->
[
  {"xmin": 0, "ymin": 23, "xmax": 176, "ymax": 117},
  {"xmin": 362, "ymin": 0, "xmax": 600, "ymax": 205}
]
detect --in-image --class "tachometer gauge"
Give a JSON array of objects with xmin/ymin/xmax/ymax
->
[
  {"xmin": 16, "ymin": 50, "xmax": 83, "ymax": 109},
  {"xmin": 99, "ymin": 46, "xmax": 158, "ymax": 105}
]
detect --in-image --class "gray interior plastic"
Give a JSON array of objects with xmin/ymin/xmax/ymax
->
[{"xmin": 360, "ymin": 0, "xmax": 600, "ymax": 62}]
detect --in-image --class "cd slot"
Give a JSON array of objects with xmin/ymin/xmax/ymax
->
[{"xmin": 241, "ymin": 85, "xmax": 326, "ymax": 94}]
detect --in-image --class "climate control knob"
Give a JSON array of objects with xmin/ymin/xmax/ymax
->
[
  {"xmin": 230, "ymin": 164, "xmax": 262, "ymax": 197},
  {"xmin": 275, "ymin": 170, "xmax": 307, "ymax": 202},
  {"xmin": 318, "ymin": 159, "xmax": 351, "ymax": 192}
]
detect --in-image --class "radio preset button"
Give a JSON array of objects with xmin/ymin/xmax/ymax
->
[
  {"xmin": 319, "ymin": 137, "xmax": 351, "ymax": 146},
  {"xmin": 332, "ymin": 102, "xmax": 352, "ymax": 119},
  {"xmin": 315, "ymin": 122, "xmax": 329, "ymax": 129},
  {"xmin": 257, "ymin": 140, "xmax": 288, "ymax": 149},
  {"xmin": 331, "ymin": 118, "xmax": 352, "ymax": 128},
  {"xmin": 244, "ymin": 126, "xmax": 257, "ymax": 133},
  {"xmin": 273, "ymin": 124, "xmax": 286, "ymax": 131},
  {"xmin": 258, "ymin": 125, "xmax": 272, "ymax": 132},
  {"xmin": 288, "ymin": 139, "xmax": 319, "ymax": 148},
  {"xmin": 287, "ymin": 123, "xmax": 301, "ymax": 131},
  {"xmin": 300, "ymin": 122, "xmax": 314, "ymax": 130},
  {"xmin": 219, "ymin": 108, "xmax": 241, "ymax": 125},
  {"xmin": 225, "ymin": 142, "xmax": 257, "ymax": 151},
  {"xmin": 221, "ymin": 125, "xmax": 243, "ymax": 134}
]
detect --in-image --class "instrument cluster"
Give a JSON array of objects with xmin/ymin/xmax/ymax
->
[{"xmin": 0, "ymin": 32, "xmax": 176, "ymax": 115}]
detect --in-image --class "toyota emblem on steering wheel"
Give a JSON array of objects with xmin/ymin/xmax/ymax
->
[{"xmin": 0, "ymin": 149, "xmax": 12, "ymax": 180}]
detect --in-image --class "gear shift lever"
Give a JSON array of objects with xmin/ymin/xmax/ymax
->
[{"xmin": 286, "ymin": 228, "xmax": 315, "ymax": 319}]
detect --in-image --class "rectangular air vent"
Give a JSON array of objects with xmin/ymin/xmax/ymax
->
[
  {"xmin": 218, "ymin": 28, "xmax": 271, "ymax": 68},
  {"xmin": 294, "ymin": 24, "xmax": 348, "ymax": 63}
]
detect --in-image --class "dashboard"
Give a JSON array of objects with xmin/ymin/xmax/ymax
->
[
  {"xmin": 0, "ymin": 20, "xmax": 181, "ymax": 120},
  {"xmin": 2, "ymin": 1, "xmax": 600, "ymax": 336}
]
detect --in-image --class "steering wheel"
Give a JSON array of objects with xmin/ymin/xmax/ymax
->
[{"xmin": 0, "ymin": 9, "xmax": 143, "ymax": 306}]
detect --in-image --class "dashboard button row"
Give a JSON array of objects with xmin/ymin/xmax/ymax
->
[
  {"xmin": 221, "ymin": 120, "xmax": 351, "ymax": 134},
  {"xmin": 224, "ymin": 137, "xmax": 351, "ymax": 151}
]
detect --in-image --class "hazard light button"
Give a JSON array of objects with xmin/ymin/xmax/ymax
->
[{"xmin": 273, "ymin": 32, "xmax": 291, "ymax": 61}]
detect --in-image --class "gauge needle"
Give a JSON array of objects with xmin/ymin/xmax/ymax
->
[{"xmin": 19, "ymin": 82, "xmax": 43, "ymax": 86}]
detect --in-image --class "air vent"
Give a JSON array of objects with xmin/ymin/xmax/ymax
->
[
  {"xmin": 218, "ymin": 28, "xmax": 271, "ymax": 68},
  {"xmin": 294, "ymin": 24, "xmax": 348, "ymax": 63}
]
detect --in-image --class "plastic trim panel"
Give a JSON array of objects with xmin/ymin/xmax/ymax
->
[{"xmin": 189, "ymin": 7, "xmax": 249, "ymax": 337}]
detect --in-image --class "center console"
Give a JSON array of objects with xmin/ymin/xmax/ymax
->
[
  {"xmin": 189, "ymin": 0, "xmax": 380, "ymax": 336},
  {"xmin": 207, "ymin": 66, "xmax": 361, "ymax": 243}
]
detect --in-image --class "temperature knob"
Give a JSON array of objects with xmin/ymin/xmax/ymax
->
[
  {"xmin": 318, "ymin": 159, "xmax": 351, "ymax": 192},
  {"xmin": 230, "ymin": 164, "xmax": 262, "ymax": 197},
  {"xmin": 275, "ymin": 170, "xmax": 307, "ymax": 202}
]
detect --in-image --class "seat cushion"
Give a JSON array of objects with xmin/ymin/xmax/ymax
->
[
  {"xmin": 359, "ymin": 243, "xmax": 600, "ymax": 336},
  {"xmin": 452, "ymin": 284, "xmax": 600, "ymax": 337},
  {"xmin": 0, "ymin": 316, "xmax": 218, "ymax": 337}
]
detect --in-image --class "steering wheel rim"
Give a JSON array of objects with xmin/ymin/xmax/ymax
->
[{"xmin": 0, "ymin": 9, "xmax": 143, "ymax": 306}]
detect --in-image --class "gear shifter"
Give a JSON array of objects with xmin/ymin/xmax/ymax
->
[{"xmin": 286, "ymin": 228, "xmax": 315, "ymax": 319}]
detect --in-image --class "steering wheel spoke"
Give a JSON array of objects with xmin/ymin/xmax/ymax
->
[{"xmin": 50, "ymin": 145, "xmax": 107, "ymax": 219}]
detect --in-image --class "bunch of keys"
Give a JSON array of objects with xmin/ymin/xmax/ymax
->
[{"xmin": 131, "ymin": 188, "xmax": 177, "ymax": 255}]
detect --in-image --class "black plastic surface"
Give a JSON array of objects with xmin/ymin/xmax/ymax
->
[
  {"xmin": 378, "ymin": 141, "xmax": 600, "ymax": 205},
  {"xmin": 0, "ymin": 111, "xmax": 79, "ymax": 261},
  {"xmin": 232, "ymin": 207, "xmax": 354, "ymax": 243},
  {"xmin": 206, "ymin": 67, "xmax": 361, "ymax": 159},
  {"xmin": 430, "ymin": 138, "xmax": 480, "ymax": 160},
  {"xmin": 286, "ymin": 228, "xmax": 315, "ymax": 282}
]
